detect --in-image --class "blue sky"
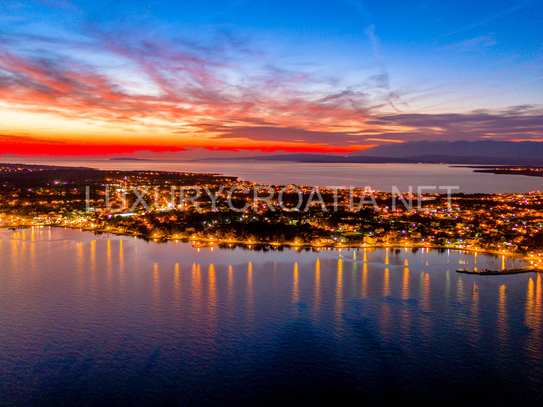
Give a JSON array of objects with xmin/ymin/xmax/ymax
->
[{"xmin": 0, "ymin": 0, "xmax": 542, "ymax": 155}]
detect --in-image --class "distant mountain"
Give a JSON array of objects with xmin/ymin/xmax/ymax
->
[
  {"xmin": 110, "ymin": 157, "xmax": 152, "ymax": 161},
  {"xmin": 351, "ymin": 140, "xmax": 543, "ymax": 159},
  {"xmin": 205, "ymin": 153, "xmax": 415, "ymax": 163},
  {"xmin": 201, "ymin": 141, "xmax": 543, "ymax": 165}
]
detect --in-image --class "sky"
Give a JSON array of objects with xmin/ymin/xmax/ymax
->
[{"xmin": 0, "ymin": 0, "xmax": 542, "ymax": 157}]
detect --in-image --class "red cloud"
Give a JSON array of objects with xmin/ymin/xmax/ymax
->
[
  {"xmin": 0, "ymin": 33, "xmax": 379, "ymax": 155},
  {"xmin": 1, "ymin": 31, "xmax": 541, "ymax": 156},
  {"xmin": 0, "ymin": 134, "xmax": 188, "ymax": 156}
]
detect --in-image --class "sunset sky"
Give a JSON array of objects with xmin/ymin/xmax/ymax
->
[{"xmin": 1, "ymin": 0, "xmax": 542, "ymax": 156}]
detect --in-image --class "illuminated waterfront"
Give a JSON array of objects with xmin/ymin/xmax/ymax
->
[
  {"xmin": 1, "ymin": 227, "xmax": 542, "ymax": 405},
  {"xmin": 2, "ymin": 164, "xmax": 543, "ymax": 266}
]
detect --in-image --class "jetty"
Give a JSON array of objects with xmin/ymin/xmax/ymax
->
[{"xmin": 456, "ymin": 266, "xmax": 537, "ymax": 275}]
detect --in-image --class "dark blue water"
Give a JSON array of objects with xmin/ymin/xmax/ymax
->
[{"xmin": 1, "ymin": 227, "xmax": 542, "ymax": 406}]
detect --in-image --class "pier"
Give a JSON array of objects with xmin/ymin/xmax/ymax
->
[{"xmin": 456, "ymin": 266, "xmax": 537, "ymax": 275}]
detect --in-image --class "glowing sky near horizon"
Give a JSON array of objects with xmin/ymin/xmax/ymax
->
[{"xmin": 0, "ymin": 0, "xmax": 542, "ymax": 156}]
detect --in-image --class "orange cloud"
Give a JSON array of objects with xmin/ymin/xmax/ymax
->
[
  {"xmin": 0, "ymin": 34, "xmax": 384, "ymax": 155},
  {"xmin": 1, "ymin": 32, "xmax": 541, "ymax": 156}
]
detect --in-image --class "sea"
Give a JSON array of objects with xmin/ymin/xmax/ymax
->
[
  {"xmin": 1, "ymin": 158, "xmax": 542, "ymax": 193},
  {"xmin": 1, "ymin": 159, "xmax": 543, "ymax": 405},
  {"xmin": 0, "ymin": 227, "xmax": 542, "ymax": 406}
]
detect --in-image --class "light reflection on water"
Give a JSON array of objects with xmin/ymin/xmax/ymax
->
[{"xmin": 1, "ymin": 227, "xmax": 542, "ymax": 406}]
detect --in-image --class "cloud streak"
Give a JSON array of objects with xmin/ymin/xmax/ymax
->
[
  {"xmin": 0, "ymin": 18, "xmax": 542, "ymax": 155},
  {"xmin": 442, "ymin": 35, "xmax": 497, "ymax": 51},
  {"xmin": 366, "ymin": 105, "xmax": 543, "ymax": 142}
]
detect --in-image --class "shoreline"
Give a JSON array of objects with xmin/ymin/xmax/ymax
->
[{"xmin": 4, "ymin": 223, "xmax": 539, "ymax": 271}]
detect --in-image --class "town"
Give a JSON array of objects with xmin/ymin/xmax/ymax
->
[{"xmin": 1, "ymin": 163, "xmax": 543, "ymax": 266}]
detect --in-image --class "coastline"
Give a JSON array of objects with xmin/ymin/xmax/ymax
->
[
  {"xmin": 4, "ymin": 223, "xmax": 539, "ymax": 273},
  {"xmin": 2, "ymin": 162, "xmax": 543, "ymax": 273}
]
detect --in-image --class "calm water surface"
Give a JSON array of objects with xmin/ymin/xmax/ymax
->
[
  {"xmin": 2, "ymin": 158, "xmax": 542, "ymax": 193},
  {"xmin": 1, "ymin": 227, "xmax": 542, "ymax": 406}
]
